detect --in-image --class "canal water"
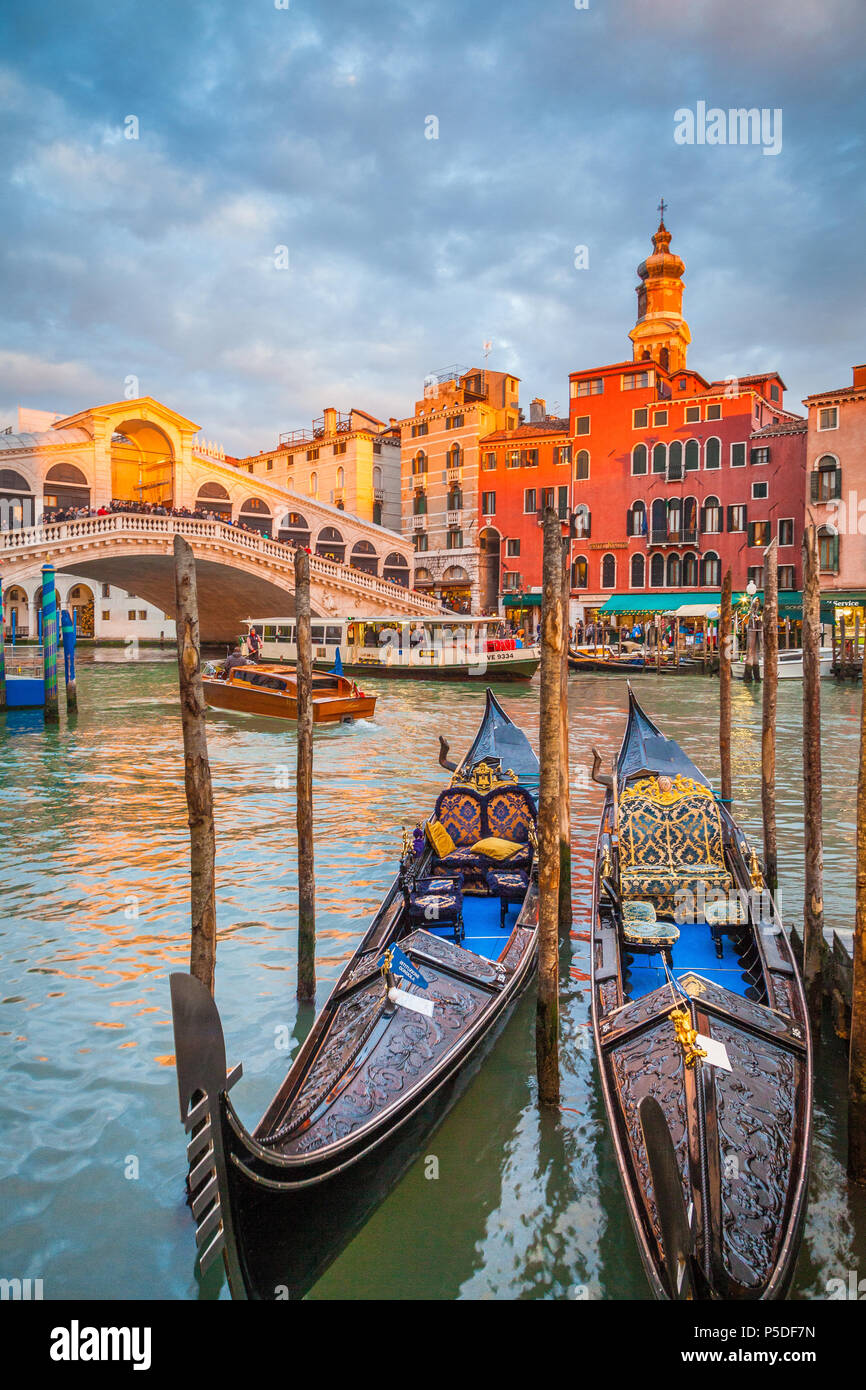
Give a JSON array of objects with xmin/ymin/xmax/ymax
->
[{"xmin": 0, "ymin": 652, "xmax": 864, "ymax": 1300}]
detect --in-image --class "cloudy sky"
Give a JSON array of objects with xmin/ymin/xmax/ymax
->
[{"xmin": 1, "ymin": 0, "xmax": 864, "ymax": 454}]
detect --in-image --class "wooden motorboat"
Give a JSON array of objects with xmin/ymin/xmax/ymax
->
[
  {"xmin": 202, "ymin": 662, "xmax": 376, "ymax": 724},
  {"xmin": 170, "ymin": 690, "xmax": 539, "ymax": 1299},
  {"xmin": 568, "ymin": 644, "xmax": 645, "ymax": 674},
  {"xmin": 590, "ymin": 686, "xmax": 812, "ymax": 1300}
]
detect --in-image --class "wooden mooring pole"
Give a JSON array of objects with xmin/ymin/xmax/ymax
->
[
  {"xmin": 559, "ymin": 536, "xmax": 572, "ymax": 934},
  {"xmin": 0, "ymin": 574, "xmax": 6, "ymax": 711},
  {"xmin": 537, "ymin": 508, "xmax": 562, "ymax": 1106},
  {"xmin": 802, "ymin": 526, "xmax": 824, "ymax": 1040},
  {"xmin": 719, "ymin": 569, "xmax": 732, "ymax": 805},
  {"xmin": 41, "ymin": 563, "xmax": 59, "ymax": 723},
  {"xmin": 850, "ymin": 615, "xmax": 866, "ymax": 1182},
  {"xmin": 295, "ymin": 546, "xmax": 316, "ymax": 1004},
  {"xmin": 173, "ymin": 534, "xmax": 217, "ymax": 996},
  {"xmin": 761, "ymin": 541, "xmax": 779, "ymax": 898}
]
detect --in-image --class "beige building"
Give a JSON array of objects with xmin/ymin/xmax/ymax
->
[
  {"xmin": 234, "ymin": 407, "xmax": 402, "ymax": 534},
  {"xmin": 400, "ymin": 367, "xmax": 521, "ymax": 611},
  {"xmin": 803, "ymin": 364, "xmax": 866, "ymax": 628}
]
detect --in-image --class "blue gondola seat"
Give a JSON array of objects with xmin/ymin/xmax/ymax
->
[
  {"xmin": 618, "ymin": 774, "xmax": 733, "ymax": 916},
  {"xmin": 427, "ymin": 785, "xmax": 535, "ymax": 890},
  {"xmin": 484, "ymin": 867, "xmax": 529, "ymax": 927},
  {"xmin": 621, "ymin": 899, "xmax": 680, "ymax": 951},
  {"xmin": 408, "ymin": 874, "xmax": 464, "ymax": 938}
]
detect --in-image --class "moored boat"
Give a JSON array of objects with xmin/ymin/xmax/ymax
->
[
  {"xmin": 202, "ymin": 662, "xmax": 376, "ymax": 723},
  {"xmin": 568, "ymin": 643, "xmax": 645, "ymax": 674},
  {"xmin": 244, "ymin": 614, "xmax": 540, "ymax": 681},
  {"xmin": 731, "ymin": 647, "xmax": 833, "ymax": 680},
  {"xmin": 590, "ymin": 686, "xmax": 812, "ymax": 1299},
  {"xmin": 170, "ymin": 690, "xmax": 539, "ymax": 1299}
]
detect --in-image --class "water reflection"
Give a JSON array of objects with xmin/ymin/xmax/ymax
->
[{"xmin": 0, "ymin": 656, "xmax": 863, "ymax": 1298}]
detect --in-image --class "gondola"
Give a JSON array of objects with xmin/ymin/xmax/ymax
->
[
  {"xmin": 589, "ymin": 686, "xmax": 812, "ymax": 1299},
  {"xmin": 170, "ymin": 690, "xmax": 539, "ymax": 1300},
  {"xmin": 568, "ymin": 644, "xmax": 645, "ymax": 674}
]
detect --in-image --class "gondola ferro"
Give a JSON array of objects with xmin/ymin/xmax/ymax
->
[
  {"xmin": 170, "ymin": 690, "xmax": 539, "ymax": 1299},
  {"xmin": 590, "ymin": 686, "xmax": 812, "ymax": 1300}
]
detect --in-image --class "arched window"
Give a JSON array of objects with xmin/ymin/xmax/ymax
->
[
  {"xmin": 705, "ymin": 436, "xmax": 721, "ymax": 470},
  {"xmin": 412, "ymin": 451, "xmax": 427, "ymax": 475},
  {"xmin": 818, "ymin": 525, "xmax": 840, "ymax": 572},
  {"xmin": 573, "ymin": 504, "xmax": 591, "ymax": 539},
  {"xmin": 447, "ymin": 444, "xmax": 461, "ymax": 470},
  {"xmin": 652, "ymin": 442, "xmax": 667, "ymax": 474},
  {"xmin": 350, "ymin": 539, "xmax": 378, "ymax": 575},
  {"xmin": 447, "ymin": 484, "xmax": 463, "ymax": 510},
  {"xmin": 316, "ymin": 525, "xmax": 345, "ymax": 563},
  {"xmin": 43, "ymin": 461, "xmax": 91, "ymax": 513},
  {"xmin": 601, "ymin": 553, "xmax": 616, "ymax": 589},
  {"xmin": 632, "ymin": 443, "xmax": 647, "ymax": 476},
  {"xmin": 667, "ymin": 499, "xmax": 682, "ymax": 542},
  {"xmin": 45, "ymin": 463, "xmax": 87, "ymax": 486},
  {"xmin": 666, "ymin": 553, "xmax": 681, "ymax": 587},
  {"xmin": 336, "ymin": 466, "xmax": 345, "ymax": 489},
  {"xmin": 572, "ymin": 555, "xmax": 588, "ymax": 589},
  {"xmin": 668, "ymin": 440, "xmax": 683, "ymax": 478},
  {"xmin": 309, "ymin": 472, "xmax": 318, "ymax": 495},
  {"xmin": 650, "ymin": 497, "xmax": 667, "ymax": 541},
  {"xmin": 278, "ymin": 510, "xmax": 310, "ymax": 546},
  {"xmin": 812, "ymin": 455, "xmax": 841, "ymax": 501},
  {"xmin": 701, "ymin": 495, "xmax": 722, "ymax": 534},
  {"xmin": 701, "ymin": 551, "xmax": 721, "ymax": 587},
  {"xmin": 682, "ymin": 496, "xmax": 698, "ymax": 539},
  {"xmin": 383, "ymin": 552, "xmax": 410, "ymax": 587},
  {"xmin": 373, "ymin": 465, "xmax": 383, "ymax": 490},
  {"xmin": 238, "ymin": 496, "xmax": 272, "ymax": 535},
  {"xmin": 650, "ymin": 553, "xmax": 665, "ymax": 588},
  {"xmin": 685, "ymin": 438, "xmax": 700, "ymax": 471},
  {"xmin": 575, "ymin": 449, "xmax": 590, "ymax": 480},
  {"xmin": 627, "ymin": 500, "xmax": 646, "ymax": 537},
  {"xmin": 631, "ymin": 553, "xmax": 645, "ymax": 588},
  {"xmin": 682, "ymin": 552, "xmax": 698, "ymax": 587}
]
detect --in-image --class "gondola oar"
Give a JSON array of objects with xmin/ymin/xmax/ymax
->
[{"xmin": 638, "ymin": 1095, "xmax": 700, "ymax": 1300}]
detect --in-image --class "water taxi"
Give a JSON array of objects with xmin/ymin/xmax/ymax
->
[
  {"xmin": 243, "ymin": 615, "xmax": 540, "ymax": 681},
  {"xmin": 202, "ymin": 663, "xmax": 376, "ymax": 723}
]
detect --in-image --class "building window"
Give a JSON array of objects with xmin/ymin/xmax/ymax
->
[
  {"xmin": 682, "ymin": 552, "xmax": 698, "ymax": 587},
  {"xmin": 128, "ymin": 609, "xmax": 137, "ymax": 621},
  {"xmin": 685, "ymin": 405, "xmax": 700, "ymax": 423},
  {"xmin": 447, "ymin": 529, "xmax": 463, "ymax": 549},
  {"xmin": 667, "ymin": 553, "xmax": 681, "ymax": 587},
  {"xmin": 751, "ymin": 446, "xmax": 770, "ymax": 466},
  {"xmin": 727, "ymin": 503, "xmax": 747, "ymax": 532},
  {"xmin": 411, "ymin": 422, "xmax": 429, "ymax": 437},
  {"xmin": 633, "ymin": 407, "xmax": 649, "ymax": 429},
  {"xmin": 412, "ymin": 451, "xmax": 427, "ymax": 474},
  {"xmin": 653, "ymin": 409, "xmax": 668, "ymax": 426},
  {"xmin": 702, "ymin": 496, "xmax": 723, "ymax": 534},
  {"xmin": 506, "ymin": 537, "xmax": 520, "ymax": 557},
  {"xmin": 541, "ymin": 487, "xmax": 555, "ymax": 512},
  {"xmin": 482, "ymin": 491, "xmax": 496, "ymax": 515},
  {"xmin": 445, "ymin": 414, "xmax": 464, "ymax": 430},
  {"xmin": 574, "ymin": 449, "xmax": 589, "ymax": 479},
  {"xmin": 101, "ymin": 610, "xmax": 111, "ymax": 621},
  {"xmin": 555, "ymin": 444, "xmax": 572, "ymax": 466},
  {"xmin": 650, "ymin": 553, "xmax": 665, "ymax": 587},
  {"xmin": 573, "ymin": 504, "xmax": 591, "ymax": 538},
  {"xmin": 706, "ymin": 403, "xmax": 722, "ymax": 420},
  {"xmin": 811, "ymin": 456, "xmax": 842, "ymax": 501},
  {"xmin": 684, "ymin": 438, "xmax": 700, "ymax": 471},
  {"xmin": 447, "ymin": 485, "xmax": 463, "ymax": 510},
  {"xmin": 573, "ymin": 555, "xmax": 588, "ymax": 589},
  {"xmin": 521, "ymin": 448, "xmax": 538, "ymax": 467},
  {"xmin": 701, "ymin": 552, "xmax": 721, "ymax": 587},
  {"xmin": 575, "ymin": 415, "xmax": 590, "ymax": 436},
  {"xmin": 748, "ymin": 520, "xmax": 770, "ymax": 547},
  {"xmin": 524, "ymin": 489, "xmax": 537, "ymax": 513},
  {"xmin": 334, "ymin": 442, "xmax": 346, "ymax": 456},
  {"xmin": 502, "ymin": 570, "xmax": 522, "ymax": 589},
  {"xmin": 138, "ymin": 610, "xmax": 147, "ymax": 621},
  {"xmin": 575, "ymin": 378, "xmax": 603, "ymax": 396},
  {"xmin": 627, "ymin": 500, "xmax": 646, "ymax": 537},
  {"xmin": 601, "ymin": 553, "xmax": 616, "ymax": 589},
  {"xmin": 705, "ymin": 437, "xmax": 721, "ymax": 470},
  {"xmin": 101, "ymin": 582, "xmax": 111, "ymax": 598},
  {"xmin": 447, "ymin": 444, "xmax": 462, "ymax": 470},
  {"xmin": 307, "ymin": 448, "xmax": 319, "ymax": 461},
  {"xmin": 778, "ymin": 518, "xmax": 794, "ymax": 546},
  {"xmin": 818, "ymin": 526, "xmax": 839, "ymax": 571},
  {"xmin": 747, "ymin": 565, "xmax": 764, "ymax": 589},
  {"xmin": 667, "ymin": 440, "xmax": 683, "ymax": 480},
  {"xmin": 818, "ymin": 406, "xmax": 838, "ymax": 431},
  {"xmin": 309, "ymin": 472, "xmax": 318, "ymax": 495},
  {"xmin": 731, "ymin": 442, "xmax": 746, "ymax": 468},
  {"xmin": 652, "ymin": 442, "xmax": 667, "ymax": 474},
  {"xmin": 632, "ymin": 443, "xmax": 648, "ymax": 476},
  {"xmin": 413, "ymin": 491, "xmax": 427, "ymax": 515},
  {"xmin": 413, "ymin": 532, "xmax": 429, "ymax": 552},
  {"xmin": 622, "ymin": 371, "xmax": 651, "ymax": 390},
  {"xmin": 630, "ymin": 553, "xmax": 645, "ymax": 588},
  {"xmin": 483, "ymin": 451, "xmax": 496, "ymax": 470},
  {"xmin": 558, "ymin": 485, "xmax": 568, "ymax": 520},
  {"xmin": 779, "ymin": 565, "xmax": 795, "ymax": 589},
  {"xmin": 752, "ymin": 481, "xmax": 769, "ymax": 500}
]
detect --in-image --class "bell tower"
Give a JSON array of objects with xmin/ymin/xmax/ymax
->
[{"xmin": 628, "ymin": 202, "xmax": 690, "ymax": 374}]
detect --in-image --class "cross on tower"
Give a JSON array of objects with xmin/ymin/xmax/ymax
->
[{"xmin": 658, "ymin": 197, "xmax": 668, "ymax": 223}]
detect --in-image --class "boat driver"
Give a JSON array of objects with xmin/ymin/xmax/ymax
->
[{"xmin": 220, "ymin": 645, "xmax": 249, "ymax": 679}]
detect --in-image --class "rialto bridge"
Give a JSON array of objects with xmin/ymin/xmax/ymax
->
[{"xmin": 0, "ymin": 396, "xmax": 435, "ymax": 639}]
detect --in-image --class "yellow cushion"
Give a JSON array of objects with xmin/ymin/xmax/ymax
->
[
  {"xmin": 425, "ymin": 818, "xmax": 456, "ymax": 857},
  {"xmin": 471, "ymin": 836, "xmax": 521, "ymax": 861}
]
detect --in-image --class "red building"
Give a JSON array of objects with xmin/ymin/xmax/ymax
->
[{"xmin": 478, "ymin": 214, "xmax": 808, "ymax": 631}]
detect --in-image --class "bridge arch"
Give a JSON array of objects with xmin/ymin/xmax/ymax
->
[
  {"xmin": 316, "ymin": 525, "xmax": 345, "ymax": 564},
  {"xmin": 111, "ymin": 419, "xmax": 175, "ymax": 507},
  {"xmin": 44, "ymin": 462, "xmax": 91, "ymax": 513},
  {"xmin": 277, "ymin": 510, "xmax": 311, "ymax": 547},
  {"xmin": 350, "ymin": 539, "xmax": 378, "ymax": 576},
  {"xmin": 195, "ymin": 481, "xmax": 232, "ymax": 520},
  {"xmin": 383, "ymin": 551, "xmax": 410, "ymax": 588},
  {"xmin": 238, "ymin": 496, "xmax": 272, "ymax": 536}
]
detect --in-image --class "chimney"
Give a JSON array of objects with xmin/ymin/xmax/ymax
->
[
  {"xmin": 323, "ymin": 407, "xmax": 337, "ymax": 435},
  {"xmin": 853, "ymin": 365, "xmax": 866, "ymax": 389},
  {"xmin": 529, "ymin": 397, "xmax": 546, "ymax": 423}
]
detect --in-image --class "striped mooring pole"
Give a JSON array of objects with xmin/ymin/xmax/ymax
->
[
  {"xmin": 0, "ymin": 573, "xmax": 6, "ymax": 710},
  {"xmin": 60, "ymin": 608, "xmax": 78, "ymax": 713},
  {"xmin": 41, "ymin": 563, "xmax": 59, "ymax": 722}
]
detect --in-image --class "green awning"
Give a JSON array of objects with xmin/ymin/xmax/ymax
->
[
  {"xmin": 821, "ymin": 591, "xmax": 866, "ymax": 605},
  {"xmin": 597, "ymin": 590, "xmax": 804, "ymax": 616},
  {"xmin": 503, "ymin": 593, "xmax": 542, "ymax": 607}
]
